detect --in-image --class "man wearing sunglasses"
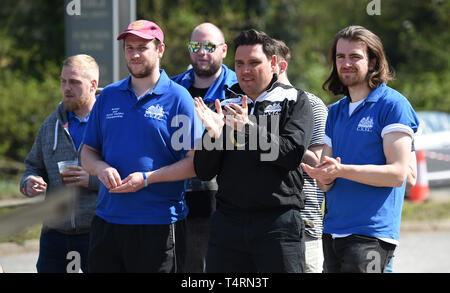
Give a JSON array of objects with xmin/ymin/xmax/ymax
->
[{"xmin": 172, "ymin": 22, "xmax": 237, "ymax": 273}]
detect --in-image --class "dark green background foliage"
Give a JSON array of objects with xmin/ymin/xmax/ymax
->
[{"xmin": 0, "ymin": 0, "xmax": 449, "ymax": 162}]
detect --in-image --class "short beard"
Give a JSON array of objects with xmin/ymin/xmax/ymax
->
[
  {"xmin": 191, "ymin": 60, "xmax": 221, "ymax": 78},
  {"xmin": 63, "ymin": 95, "xmax": 89, "ymax": 112},
  {"xmin": 338, "ymin": 71, "xmax": 369, "ymax": 88},
  {"xmin": 128, "ymin": 63, "xmax": 154, "ymax": 79}
]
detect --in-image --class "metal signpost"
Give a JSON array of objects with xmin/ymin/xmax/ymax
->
[{"xmin": 65, "ymin": 0, "xmax": 136, "ymax": 87}]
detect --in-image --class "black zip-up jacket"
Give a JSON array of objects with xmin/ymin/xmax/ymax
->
[{"xmin": 194, "ymin": 78, "xmax": 313, "ymax": 216}]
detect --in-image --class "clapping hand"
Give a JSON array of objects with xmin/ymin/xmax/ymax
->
[
  {"xmin": 223, "ymin": 96, "xmax": 250, "ymax": 132},
  {"xmin": 301, "ymin": 156, "xmax": 342, "ymax": 185},
  {"xmin": 194, "ymin": 97, "xmax": 225, "ymax": 138}
]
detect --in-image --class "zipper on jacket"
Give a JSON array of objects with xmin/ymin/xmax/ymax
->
[{"xmin": 55, "ymin": 115, "xmax": 79, "ymax": 231}]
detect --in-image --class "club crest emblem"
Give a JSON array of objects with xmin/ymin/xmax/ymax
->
[
  {"xmin": 145, "ymin": 104, "xmax": 166, "ymax": 121},
  {"xmin": 264, "ymin": 103, "xmax": 282, "ymax": 115},
  {"xmin": 357, "ymin": 116, "xmax": 374, "ymax": 132}
]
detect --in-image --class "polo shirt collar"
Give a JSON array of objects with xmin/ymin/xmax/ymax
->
[
  {"xmin": 343, "ymin": 82, "xmax": 387, "ymax": 105},
  {"xmin": 68, "ymin": 110, "xmax": 90, "ymax": 123},
  {"xmin": 119, "ymin": 69, "xmax": 171, "ymax": 97},
  {"xmin": 365, "ymin": 82, "xmax": 387, "ymax": 103}
]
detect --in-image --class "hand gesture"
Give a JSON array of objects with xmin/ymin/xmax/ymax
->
[
  {"xmin": 194, "ymin": 97, "xmax": 225, "ymax": 138},
  {"xmin": 301, "ymin": 156, "xmax": 342, "ymax": 185},
  {"xmin": 109, "ymin": 172, "xmax": 146, "ymax": 193},
  {"xmin": 96, "ymin": 166, "xmax": 122, "ymax": 190},
  {"xmin": 25, "ymin": 176, "xmax": 47, "ymax": 197},
  {"xmin": 223, "ymin": 96, "xmax": 250, "ymax": 132}
]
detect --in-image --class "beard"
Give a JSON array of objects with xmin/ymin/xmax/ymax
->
[
  {"xmin": 338, "ymin": 68, "xmax": 369, "ymax": 88},
  {"xmin": 63, "ymin": 93, "xmax": 90, "ymax": 112},
  {"xmin": 190, "ymin": 57, "xmax": 222, "ymax": 78},
  {"xmin": 127, "ymin": 61, "xmax": 155, "ymax": 79}
]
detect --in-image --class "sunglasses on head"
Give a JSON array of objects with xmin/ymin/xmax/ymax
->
[{"xmin": 187, "ymin": 41, "xmax": 223, "ymax": 53}]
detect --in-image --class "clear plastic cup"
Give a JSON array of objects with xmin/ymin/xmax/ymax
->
[{"xmin": 57, "ymin": 159, "xmax": 79, "ymax": 176}]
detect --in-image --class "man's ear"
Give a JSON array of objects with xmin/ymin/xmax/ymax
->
[
  {"xmin": 158, "ymin": 42, "xmax": 166, "ymax": 59},
  {"xmin": 278, "ymin": 60, "xmax": 288, "ymax": 75},
  {"xmin": 91, "ymin": 79, "xmax": 98, "ymax": 92},
  {"xmin": 221, "ymin": 43, "xmax": 228, "ymax": 59},
  {"xmin": 270, "ymin": 55, "xmax": 278, "ymax": 72}
]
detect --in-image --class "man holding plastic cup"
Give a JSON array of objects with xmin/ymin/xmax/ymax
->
[{"xmin": 20, "ymin": 54, "xmax": 100, "ymax": 273}]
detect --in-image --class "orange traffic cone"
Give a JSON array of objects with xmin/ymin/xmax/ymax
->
[{"xmin": 408, "ymin": 150, "xmax": 429, "ymax": 202}]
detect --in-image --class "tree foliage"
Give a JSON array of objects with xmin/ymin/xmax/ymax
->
[{"xmin": 0, "ymin": 0, "xmax": 449, "ymax": 162}]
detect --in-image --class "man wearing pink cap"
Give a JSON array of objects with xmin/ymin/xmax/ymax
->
[{"xmin": 81, "ymin": 20, "xmax": 200, "ymax": 273}]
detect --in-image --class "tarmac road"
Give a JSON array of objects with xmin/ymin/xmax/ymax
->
[
  {"xmin": 1, "ymin": 229, "xmax": 450, "ymax": 273},
  {"xmin": 395, "ymin": 230, "xmax": 450, "ymax": 273},
  {"xmin": 0, "ymin": 240, "xmax": 38, "ymax": 273}
]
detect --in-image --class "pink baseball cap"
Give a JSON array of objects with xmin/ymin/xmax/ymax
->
[{"xmin": 117, "ymin": 20, "xmax": 164, "ymax": 43}]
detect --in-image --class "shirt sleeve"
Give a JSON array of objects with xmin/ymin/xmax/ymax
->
[
  {"xmin": 380, "ymin": 96, "xmax": 419, "ymax": 138},
  {"xmin": 306, "ymin": 93, "xmax": 328, "ymax": 147}
]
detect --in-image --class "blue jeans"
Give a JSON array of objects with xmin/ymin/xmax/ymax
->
[
  {"xmin": 384, "ymin": 249, "xmax": 395, "ymax": 273},
  {"xmin": 37, "ymin": 228, "xmax": 90, "ymax": 273},
  {"xmin": 206, "ymin": 209, "xmax": 305, "ymax": 273},
  {"xmin": 322, "ymin": 233, "xmax": 395, "ymax": 273}
]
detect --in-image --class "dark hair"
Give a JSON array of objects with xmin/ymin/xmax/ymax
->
[
  {"xmin": 323, "ymin": 25, "xmax": 394, "ymax": 96},
  {"xmin": 273, "ymin": 39, "xmax": 291, "ymax": 62},
  {"xmin": 233, "ymin": 29, "xmax": 277, "ymax": 60}
]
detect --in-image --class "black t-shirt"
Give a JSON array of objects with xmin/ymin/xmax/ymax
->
[
  {"xmin": 188, "ymin": 86, "xmax": 209, "ymax": 100},
  {"xmin": 186, "ymin": 85, "xmax": 217, "ymax": 218}
]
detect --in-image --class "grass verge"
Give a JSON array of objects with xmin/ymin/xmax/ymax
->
[
  {"xmin": 402, "ymin": 199, "xmax": 450, "ymax": 221},
  {"xmin": 0, "ymin": 206, "xmax": 42, "ymax": 244},
  {"xmin": 0, "ymin": 178, "xmax": 23, "ymax": 200}
]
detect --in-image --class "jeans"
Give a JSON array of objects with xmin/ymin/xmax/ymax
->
[
  {"xmin": 183, "ymin": 190, "xmax": 216, "ymax": 273},
  {"xmin": 36, "ymin": 228, "xmax": 90, "ymax": 273},
  {"xmin": 184, "ymin": 217, "xmax": 210, "ymax": 273},
  {"xmin": 383, "ymin": 249, "xmax": 396, "ymax": 273},
  {"xmin": 323, "ymin": 233, "xmax": 395, "ymax": 273},
  {"xmin": 304, "ymin": 234, "xmax": 324, "ymax": 273},
  {"xmin": 206, "ymin": 209, "xmax": 305, "ymax": 273}
]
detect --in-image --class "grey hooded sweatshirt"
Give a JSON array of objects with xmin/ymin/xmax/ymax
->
[{"xmin": 20, "ymin": 103, "xmax": 98, "ymax": 234}]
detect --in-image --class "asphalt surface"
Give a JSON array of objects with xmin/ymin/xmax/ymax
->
[
  {"xmin": 395, "ymin": 230, "xmax": 450, "ymax": 273},
  {"xmin": 1, "ymin": 230, "xmax": 450, "ymax": 273}
]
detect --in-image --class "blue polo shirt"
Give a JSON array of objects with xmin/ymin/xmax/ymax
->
[
  {"xmin": 171, "ymin": 64, "xmax": 237, "ymax": 103},
  {"xmin": 83, "ymin": 70, "xmax": 200, "ymax": 225},
  {"xmin": 68, "ymin": 111, "xmax": 89, "ymax": 150},
  {"xmin": 323, "ymin": 83, "xmax": 419, "ymax": 241}
]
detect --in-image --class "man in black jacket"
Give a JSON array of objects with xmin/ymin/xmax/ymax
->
[{"xmin": 194, "ymin": 29, "xmax": 313, "ymax": 273}]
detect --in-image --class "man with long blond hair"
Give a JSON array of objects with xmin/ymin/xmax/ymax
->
[{"xmin": 302, "ymin": 26, "xmax": 419, "ymax": 273}]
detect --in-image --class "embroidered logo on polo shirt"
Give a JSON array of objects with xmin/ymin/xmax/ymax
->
[
  {"xmin": 144, "ymin": 104, "xmax": 166, "ymax": 121},
  {"xmin": 106, "ymin": 108, "xmax": 124, "ymax": 120},
  {"xmin": 264, "ymin": 103, "xmax": 282, "ymax": 115},
  {"xmin": 357, "ymin": 116, "xmax": 374, "ymax": 132}
]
